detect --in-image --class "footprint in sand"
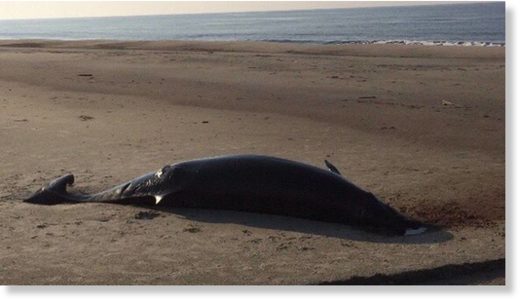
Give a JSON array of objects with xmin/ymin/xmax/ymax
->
[
  {"xmin": 268, "ymin": 235, "xmax": 281, "ymax": 242},
  {"xmin": 341, "ymin": 242, "xmax": 355, "ymax": 247},
  {"xmin": 276, "ymin": 243, "xmax": 289, "ymax": 251}
]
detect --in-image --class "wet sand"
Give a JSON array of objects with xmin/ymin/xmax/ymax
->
[{"xmin": 0, "ymin": 40, "xmax": 505, "ymax": 285}]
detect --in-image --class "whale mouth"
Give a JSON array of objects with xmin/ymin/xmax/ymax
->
[{"xmin": 404, "ymin": 227, "xmax": 427, "ymax": 236}]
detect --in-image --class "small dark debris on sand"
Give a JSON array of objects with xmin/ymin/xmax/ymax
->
[
  {"xmin": 79, "ymin": 115, "xmax": 94, "ymax": 121},
  {"xmin": 359, "ymin": 96, "xmax": 377, "ymax": 99},
  {"xmin": 13, "ymin": 119, "xmax": 28, "ymax": 122},
  {"xmin": 36, "ymin": 223, "xmax": 47, "ymax": 229},
  {"xmin": 134, "ymin": 211, "xmax": 160, "ymax": 220},
  {"xmin": 78, "ymin": 73, "xmax": 93, "ymax": 77},
  {"xmin": 183, "ymin": 226, "xmax": 201, "ymax": 233}
]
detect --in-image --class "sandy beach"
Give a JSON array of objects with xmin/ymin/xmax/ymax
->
[{"xmin": 0, "ymin": 40, "xmax": 505, "ymax": 285}]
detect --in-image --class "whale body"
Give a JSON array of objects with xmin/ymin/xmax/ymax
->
[{"xmin": 24, "ymin": 154, "xmax": 425, "ymax": 235}]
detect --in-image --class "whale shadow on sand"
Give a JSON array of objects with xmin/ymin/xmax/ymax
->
[{"xmin": 144, "ymin": 205, "xmax": 454, "ymax": 244}]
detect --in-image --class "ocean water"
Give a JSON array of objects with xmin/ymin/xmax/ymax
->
[{"xmin": 0, "ymin": 2, "xmax": 505, "ymax": 46}]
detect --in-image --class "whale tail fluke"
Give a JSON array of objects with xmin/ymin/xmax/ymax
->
[{"xmin": 24, "ymin": 174, "xmax": 76, "ymax": 204}]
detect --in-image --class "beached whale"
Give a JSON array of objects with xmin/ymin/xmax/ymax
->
[{"xmin": 24, "ymin": 154, "xmax": 426, "ymax": 235}]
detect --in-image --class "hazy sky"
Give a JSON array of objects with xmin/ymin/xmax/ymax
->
[{"xmin": 0, "ymin": 1, "xmax": 471, "ymax": 20}]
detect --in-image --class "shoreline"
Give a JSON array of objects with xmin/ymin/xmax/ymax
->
[
  {"xmin": 0, "ymin": 38, "xmax": 506, "ymax": 48},
  {"xmin": 264, "ymin": 39, "xmax": 505, "ymax": 47},
  {"xmin": 0, "ymin": 39, "xmax": 505, "ymax": 60}
]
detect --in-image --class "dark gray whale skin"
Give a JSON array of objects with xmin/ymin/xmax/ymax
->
[{"xmin": 24, "ymin": 154, "xmax": 423, "ymax": 235}]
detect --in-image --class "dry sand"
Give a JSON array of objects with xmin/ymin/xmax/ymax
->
[{"xmin": 0, "ymin": 40, "xmax": 505, "ymax": 285}]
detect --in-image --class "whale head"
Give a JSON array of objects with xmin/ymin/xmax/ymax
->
[{"xmin": 357, "ymin": 192, "xmax": 425, "ymax": 236}]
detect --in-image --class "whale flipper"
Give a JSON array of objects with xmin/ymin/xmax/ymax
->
[{"xmin": 324, "ymin": 160, "xmax": 341, "ymax": 175}]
